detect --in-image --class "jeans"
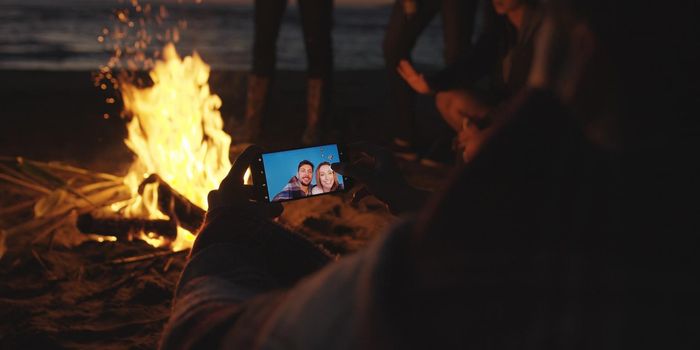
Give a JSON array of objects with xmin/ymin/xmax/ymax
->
[{"xmin": 252, "ymin": 0, "xmax": 334, "ymax": 80}]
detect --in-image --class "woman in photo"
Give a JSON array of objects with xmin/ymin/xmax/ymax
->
[{"xmin": 311, "ymin": 161, "xmax": 343, "ymax": 194}]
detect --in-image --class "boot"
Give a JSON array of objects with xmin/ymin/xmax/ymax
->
[
  {"xmin": 242, "ymin": 74, "xmax": 270, "ymax": 143},
  {"xmin": 301, "ymin": 78, "xmax": 326, "ymax": 145}
]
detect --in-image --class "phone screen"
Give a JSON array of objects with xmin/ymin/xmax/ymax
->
[{"xmin": 259, "ymin": 144, "xmax": 348, "ymax": 203}]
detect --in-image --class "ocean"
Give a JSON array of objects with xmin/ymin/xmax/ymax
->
[{"xmin": 0, "ymin": 0, "xmax": 446, "ymax": 71}]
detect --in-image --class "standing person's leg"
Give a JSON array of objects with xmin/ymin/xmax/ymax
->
[
  {"xmin": 383, "ymin": 0, "xmax": 440, "ymax": 158},
  {"xmin": 244, "ymin": 0, "xmax": 288, "ymax": 143},
  {"xmin": 441, "ymin": 0, "xmax": 477, "ymax": 68},
  {"xmin": 298, "ymin": 0, "xmax": 334, "ymax": 145}
]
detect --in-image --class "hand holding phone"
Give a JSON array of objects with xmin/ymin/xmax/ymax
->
[
  {"xmin": 192, "ymin": 145, "xmax": 283, "ymax": 256},
  {"xmin": 208, "ymin": 145, "xmax": 282, "ymax": 216}
]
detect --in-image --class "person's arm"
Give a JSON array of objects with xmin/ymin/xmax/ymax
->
[
  {"xmin": 161, "ymin": 149, "xmax": 419, "ymax": 348},
  {"xmin": 161, "ymin": 206, "xmax": 334, "ymax": 349},
  {"xmin": 161, "ymin": 146, "xmax": 332, "ymax": 349}
]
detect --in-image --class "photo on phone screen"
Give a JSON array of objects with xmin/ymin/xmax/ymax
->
[{"xmin": 259, "ymin": 144, "xmax": 347, "ymax": 203}]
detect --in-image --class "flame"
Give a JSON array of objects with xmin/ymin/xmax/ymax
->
[{"xmin": 118, "ymin": 43, "xmax": 231, "ymax": 251}]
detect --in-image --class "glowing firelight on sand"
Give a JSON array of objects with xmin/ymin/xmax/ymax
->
[{"xmin": 116, "ymin": 43, "xmax": 233, "ymax": 251}]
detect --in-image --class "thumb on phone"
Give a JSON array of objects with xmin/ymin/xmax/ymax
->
[
  {"xmin": 209, "ymin": 145, "xmax": 282, "ymax": 218},
  {"xmin": 332, "ymin": 162, "xmax": 374, "ymax": 187}
]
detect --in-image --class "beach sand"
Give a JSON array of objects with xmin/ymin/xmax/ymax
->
[{"xmin": 0, "ymin": 69, "xmax": 451, "ymax": 348}]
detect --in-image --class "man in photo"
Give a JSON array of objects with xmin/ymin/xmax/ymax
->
[{"xmin": 272, "ymin": 160, "xmax": 315, "ymax": 201}]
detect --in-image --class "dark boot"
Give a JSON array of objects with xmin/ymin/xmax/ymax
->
[
  {"xmin": 301, "ymin": 78, "xmax": 326, "ymax": 145},
  {"xmin": 242, "ymin": 74, "xmax": 270, "ymax": 143}
]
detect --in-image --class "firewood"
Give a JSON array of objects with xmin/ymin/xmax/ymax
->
[
  {"xmin": 0, "ymin": 173, "xmax": 51, "ymax": 195},
  {"xmin": 76, "ymin": 213, "xmax": 177, "ymax": 240},
  {"xmin": 107, "ymin": 249, "xmax": 187, "ymax": 265},
  {"xmin": 0, "ymin": 199, "xmax": 35, "ymax": 216},
  {"xmin": 138, "ymin": 174, "xmax": 205, "ymax": 233}
]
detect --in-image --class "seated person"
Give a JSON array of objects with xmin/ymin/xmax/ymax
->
[
  {"xmin": 398, "ymin": 0, "xmax": 542, "ymax": 132},
  {"xmin": 271, "ymin": 160, "xmax": 315, "ymax": 201},
  {"xmin": 311, "ymin": 161, "xmax": 344, "ymax": 194}
]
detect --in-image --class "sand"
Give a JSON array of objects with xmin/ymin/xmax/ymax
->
[{"xmin": 0, "ymin": 69, "xmax": 450, "ymax": 348}]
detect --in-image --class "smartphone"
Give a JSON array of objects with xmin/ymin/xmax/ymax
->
[{"xmin": 252, "ymin": 144, "xmax": 350, "ymax": 203}]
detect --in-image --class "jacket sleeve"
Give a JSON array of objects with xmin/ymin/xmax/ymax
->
[{"xmin": 160, "ymin": 201, "xmax": 333, "ymax": 349}]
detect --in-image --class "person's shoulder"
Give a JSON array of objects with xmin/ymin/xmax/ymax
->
[
  {"xmin": 273, "ymin": 180, "xmax": 297, "ymax": 201},
  {"xmin": 272, "ymin": 189, "xmax": 289, "ymax": 201},
  {"xmin": 280, "ymin": 177, "xmax": 297, "ymax": 190},
  {"xmin": 311, "ymin": 186, "xmax": 322, "ymax": 195}
]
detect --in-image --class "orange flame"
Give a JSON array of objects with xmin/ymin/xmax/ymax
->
[{"xmin": 117, "ymin": 43, "xmax": 231, "ymax": 251}]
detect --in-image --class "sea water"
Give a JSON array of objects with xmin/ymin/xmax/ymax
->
[{"xmin": 0, "ymin": 0, "xmax": 445, "ymax": 71}]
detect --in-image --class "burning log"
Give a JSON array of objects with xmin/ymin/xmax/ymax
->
[
  {"xmin": 76, "ymin": 213, "xmax": 177, "ymax": 240},
  {"xmin": 138, "ymin": 174, "xmax": 205, "ymax": 233}
]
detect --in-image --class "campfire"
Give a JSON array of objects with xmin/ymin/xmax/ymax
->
[
  {"xmin": 0, "ymin": 43, "xmax": 236, "ymax": 256},
  {"xmin": 117, "ymin": 42, "xmax": 234, "ymax": 251}
]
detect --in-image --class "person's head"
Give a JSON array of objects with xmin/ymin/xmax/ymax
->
[
  {"xmin": 297, "ymin": 160, "xmax": 314, "ymax": 187},
  {"xmin": 316, "ymin": 162, "xmax": 339, "ymax": 192}
]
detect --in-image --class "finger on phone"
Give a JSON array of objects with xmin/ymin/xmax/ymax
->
[
  {"xmin": 332, "ymin": 161, "xmax": 374, "ymax": 184},
  {"xmin": 330, "ymin": 162, "xmax": 348, "ymax": 175},
  {"xmin": 226, "ymin": 145, "xmax": 263, "ymax": 186}
]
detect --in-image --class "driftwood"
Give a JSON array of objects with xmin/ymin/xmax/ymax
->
[
  {"xmin": 107, "ymin": 249, "xmax": 188, "ymax": 265},
  {"xmin": 138, "ymin": 174, "xmax": 205, "ymax": 233},
  {"xmin": 0, "ymin": 199, "xmax": 35, "ymax": 216},
  {"xmin": 76, "ymin": 213, "xmax": 177, "ymax": 240}
]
